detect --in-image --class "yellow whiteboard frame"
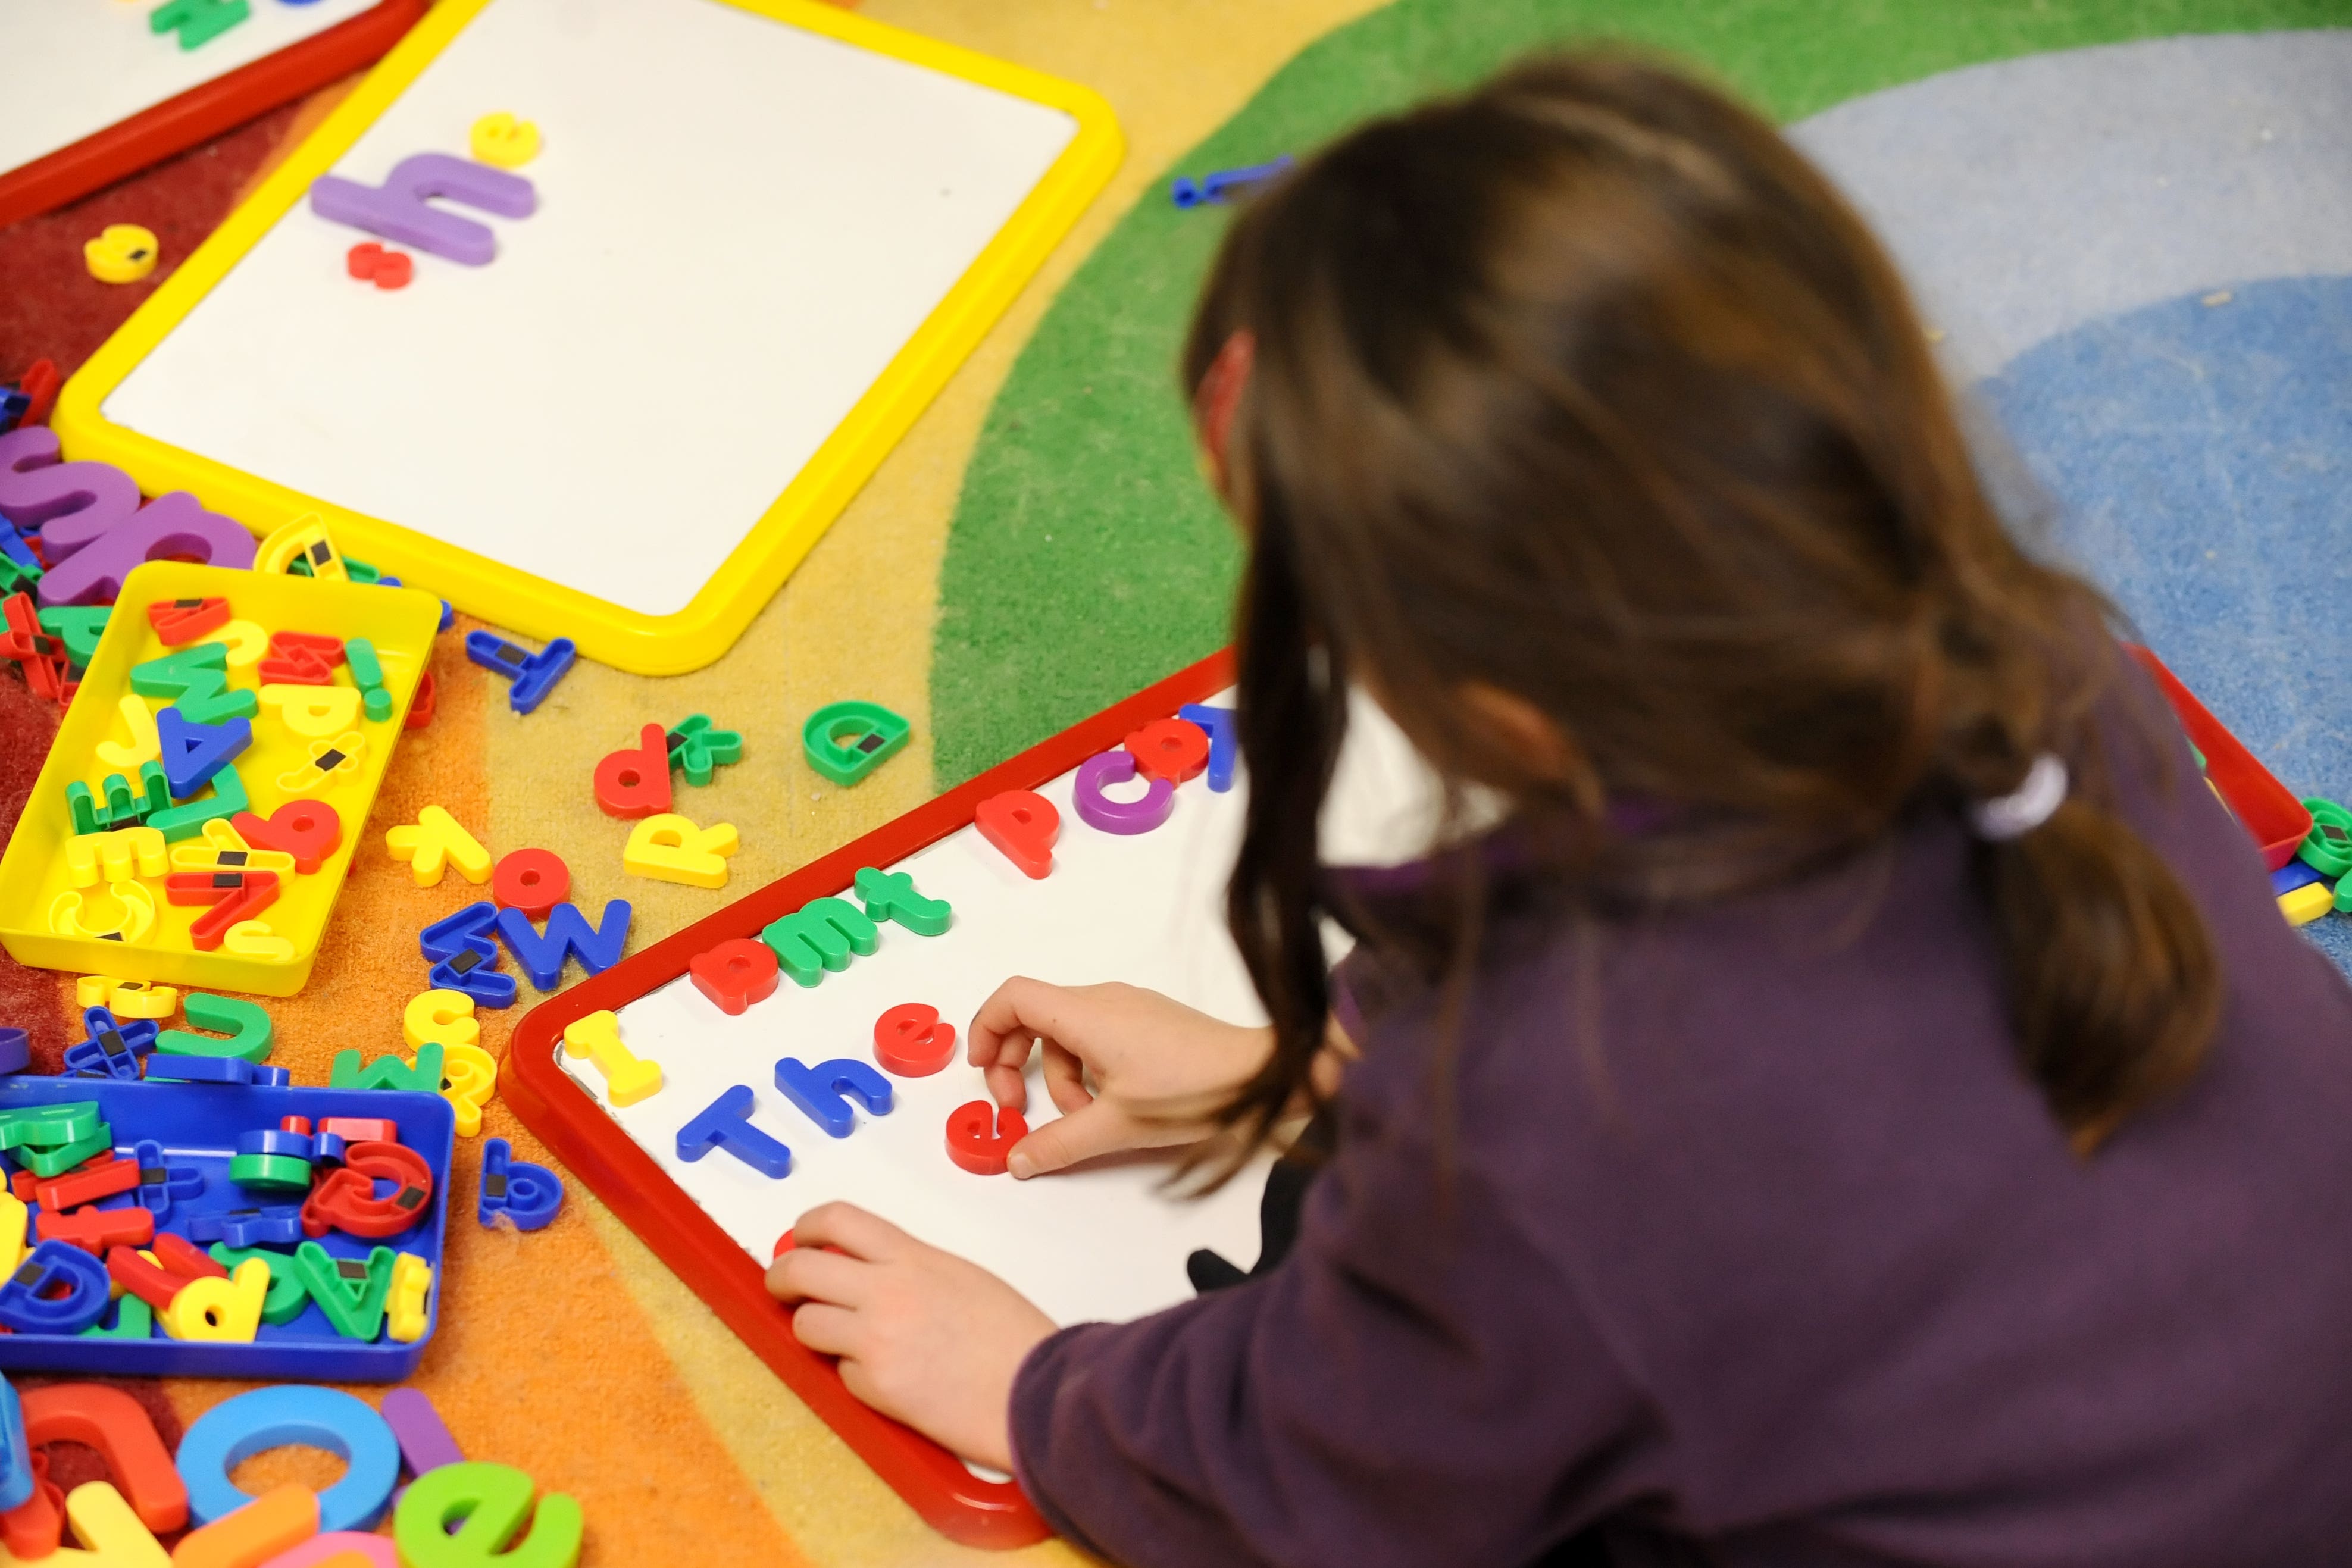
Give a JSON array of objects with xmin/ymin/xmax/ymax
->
[{"xmin": 55, "ymin": 0, "xmax": 1122, "ymax": 677}]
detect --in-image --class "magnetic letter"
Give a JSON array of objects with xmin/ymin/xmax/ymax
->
[{"xmin": 309, "ymin": 154, "xmax": 537, "ymax": 267}]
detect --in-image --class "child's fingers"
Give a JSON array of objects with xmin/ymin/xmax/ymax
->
[
  {"xmin": 1008, "ymin": 1101, "xmax": 1127, "ymax": 1179},
  {"xmin": 789, "ymin": 1302, "xmax": 862, "ymax": 1359},
  {"xmin": 984, "ymin": 1062, "xmax": 1030, "ymax": 1115},
  {"xmin": 765, "ymin": 1245, "xmax": 873, "ymax": 1307},
  {"xmin": 792, "ymin": 1201, "xmax": 911, "ymax": 1262},
  {"xmin": 1041, "ymin": 1038, "xmax": 1093, "ymax": 1116},
  {"xmin": 967, "ymin": 977, "xmax": 1071, "ymax": 1069}
]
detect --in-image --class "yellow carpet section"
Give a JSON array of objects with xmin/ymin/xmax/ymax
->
[{"xmin": 20, "ymin": 1, "xmax": 1386, "ymax": 1560}]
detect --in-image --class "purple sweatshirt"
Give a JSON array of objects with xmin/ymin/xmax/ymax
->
[{"xmin": 1011, "ymin": 702, "xmax": 2352, "ymax": 1566}]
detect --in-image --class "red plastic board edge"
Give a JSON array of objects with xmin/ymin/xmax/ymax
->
[
  {"xmin": 0, "ymin": 1, "xmax": 430, "ymax": 230},
  {"xmin": 2124, "ymin": 644, "xmax": 2310, "ymax": 871},
  {"xmin": 501, "ymin": 649, "xmax": 1234, "ymax": 1550}
]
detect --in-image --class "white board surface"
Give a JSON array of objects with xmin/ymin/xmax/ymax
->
[
  {"xmin": 584, "ymin": 693, "xmax": 1446, "ymax": 1330},
  {"xmin": 100, "ymin": 0, "xmax": 1080, "ymax": 617},
  {"xmin": 1, "ymin": 0, "xmax": 376, "ymax": 176}
]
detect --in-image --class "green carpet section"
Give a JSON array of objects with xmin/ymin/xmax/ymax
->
[{"xmin": 931, "ymin": 0, "xmax": 2343, "ymax": 787}]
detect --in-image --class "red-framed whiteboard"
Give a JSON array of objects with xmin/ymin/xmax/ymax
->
[
  {"xmin": 501, "ymin": 649, "xmax": 1238, "ymax": 1550},
  {"xmin": 0, "ymin": 0, "xmax": 427, "ymax": 231}
]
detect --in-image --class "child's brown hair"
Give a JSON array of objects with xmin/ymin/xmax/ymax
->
[{"xmin": 1187, "ymin": 54, "xmax": 2219, "ymax": 1159}]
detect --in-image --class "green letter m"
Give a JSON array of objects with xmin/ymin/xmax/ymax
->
[{"xmin": 761, "ymin": 897, "xmax": 880, "ymax": 988}]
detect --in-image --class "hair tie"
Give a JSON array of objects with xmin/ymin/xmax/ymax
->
[{"xmin": 1969, "ymin": 753, "xmax": 2068, "ymax": 841}]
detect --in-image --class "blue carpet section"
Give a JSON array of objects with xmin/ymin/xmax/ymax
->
[{"xmin": 1980, "ymin": 274, "xmax": 2352, "ymax": 973}]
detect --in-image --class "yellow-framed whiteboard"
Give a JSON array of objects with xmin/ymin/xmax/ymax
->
[{"xmin": 56, "ymin": 0, "xmax": 1122, "ymax": 675}]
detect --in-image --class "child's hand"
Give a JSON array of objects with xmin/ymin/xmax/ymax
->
[
  {"xmin": 967, "ymin": 978, "xmax": 1274, "ymax": 1178},
  {"xmin": 767, "ymin": 1202, "xmax": 1055, "ymax": 1472}
]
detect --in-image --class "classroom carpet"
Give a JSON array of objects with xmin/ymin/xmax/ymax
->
[{"xmin": 0, "ymin": 2, "xmax": 2344, "ymax": 1562}]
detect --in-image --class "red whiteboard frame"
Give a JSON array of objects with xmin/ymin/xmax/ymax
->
[
  {"xmin": 0, "ymin": 0, "xmax": 429, "ymax": 231},
  {"xmin": 2125, "ymin": 644, "xmax": 2311, "ymax": 871},
  {"xmin": 501, "ymin": 648, "xmax": 1234, "ymax": 1550}
]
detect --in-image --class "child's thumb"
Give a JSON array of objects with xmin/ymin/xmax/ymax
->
[{"xmin": 1008, "ymin": 1104, "xmax": 1125, "ymax": 1179}]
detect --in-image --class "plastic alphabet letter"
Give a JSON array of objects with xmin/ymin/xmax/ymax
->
[
  {"xmin": 559, "ymin": 1012, "xmax": 661, "ymax": 1106},
  {"xmin": 946, "ymin": 1101, "xmax": 1028, "ymax": 1177},
  {"xmin": 230, "ymin": 799, "xmax": 341, "ymax": 874},
  {"xmin": 64, "ymin": 826, "xmax": 167, "ymax": 888},
  {"xmin": 146, "ymin": 596, "xmax": 231, "ymax": 646},
  {"xmin": 1073, "ymin": 750, "xmax": 1175, "ymax": 835},
  {"xmin": 477, "ymin": 1139, "xmax": 562, "ymax": 1232},
  {"xmin": 393, "ymin": 1462, "xmax": 582, "ymax": 1568},
  {"xmin": 461, "ymin": 631, "xmax": 573, "ymax": 713},
  {"xmin": 167, "ymin": 817, "xmax": 295, "ymax": 878},
  {"xmin": 130, "ymin": 1138, "xmax": 205, "ymax": 1220},
  {"xmin": 73, "ymin": 975, "xmax": 177, "ymax": 1019},
  {"xmin": 35, "ymin": 1204, "xmax": 155, "ymax": 1256},
  {"xmin": 129, "ymin": 643, "xmax": 255, "ymax": 727},
  {"xmin": 674, "ymin": 1086, "xmax": 792, "ymax": 1178},
  {"xmin": 489, "ymin": 849, "xmax": 570, "ymax": 921},
  {"xmin": 425, "ymin": 946, "xmax": 517, "ymax": 1008},
  {"xmin": 440, "ymin": 1041, "xmax": 498, "ymax": 1137},
  {"xmin": 161, "ymin": 1258, "xmax": 270, "ymax": 1342},
  {"xmin": 154, "ymin": 707, "xmax": 249, "ymax": 801},
  {"xmin": 64, "ymin": 1005, "xmax": 157, "ymax": 1079},
  {"xmin": 145, "ymin": 762, "xmax": 251, "ymax": 844},
  {"xmin": 688, "ymin": 938, "xmax": 778, "ymax": 1016},
  {"xmin": 258, "ymin": 682, "xmax": 362, "ymax": 739},
  {"xmin": 759, "ymin": 897, "xmax": 878, "ymax": 988},
  {"xmin": 206, "ymin": 1245, "xmax": 308, "ymax": 1325},
  {"xmin": 420, "ymin": 903, "xmax": 501, "ymax": 966},
  {"xmin": 309, "ymin": 154, "xmax": 537, "ymax": 267},
  {"xmin": 774, "ymin": 1057, "xmax": 893, "ymax": 1139},
  {"xmin": 852, "ymin": 867, "xmax": 951, "ymax": 937},
  {"xmin": 1178, "ymin": 703, "xmax": 1238, "ymax": 791},
  {"xmin": 39, "ymin": 606, "xmax": 114, "ymax": 670},
  {"xmin": 404, "ymin": 990, "xmax": 478, "ymax": 1050},
  {"xmin": 492, "ymin": 900, "xmax": 631, "ymax": 990},
  {"xmin": 0, "ymin": 1241, "xmax": 114, "ymax": 1333},
  {"xmin": 872, "ymin": 1003, "xmax": 956, "ymax": 1076},
  {"xmin": 621, "ymin": 814, "xmax": 738, "ymax": 889},
  {"xmin": 93, "ymin": 696, "xmax": 161, "ymax": 771},
  {"xmin": 145, "ymin": 1052, "xmax": 285, "ymax": 1087},
  {"xmin": 254, "ymin": 515, "xmax": 346, "ymax": 581},
  {"xmin": 1124, "ymin": 716, "xmax": 1211, "ymax": 784},
  {"xmin": 387, "ymin": 1253, "xmax": 433, "ymax": 1342},
  {"xmin": 289, "ymin": 1242, "xmax": 394, "ymax": 1341},
  {"xmin": 385, "ymin": 806, "xmax": 492, "ymax": 888},
  {"xmin": 665, "ymin": 715, "xmax": 741, "ymax": 786},
  {"xmin": 592, "ymin": 724, "xmax": 673, "ymax": 819},
  {"xmin": 299, "ymin": 1142, "xmax": 433, "ymax": 1242},
  {"xmin": 156, "ymin": 993, "xmax": 274, "ymax": 1060},
  {"xmin": 974, "ymin": 790, "xmax": 1058, "ymax": 878},
  {"xmin": 150, "ymin": 0, "xmax": 250, "ymax": 51},
  {"xmin": 330, "ymin": 1043, "xmax": 443, "ymax": 1094}
]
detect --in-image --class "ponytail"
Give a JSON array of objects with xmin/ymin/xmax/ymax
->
[{"xmin": 1974, "ymin": 789, "xmax": 2220, "ymax": 1152}]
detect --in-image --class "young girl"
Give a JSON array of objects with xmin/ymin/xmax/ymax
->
[{"xmin": 768, "ymin": 55, "xmax": 2352, "ymax": 1566}]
